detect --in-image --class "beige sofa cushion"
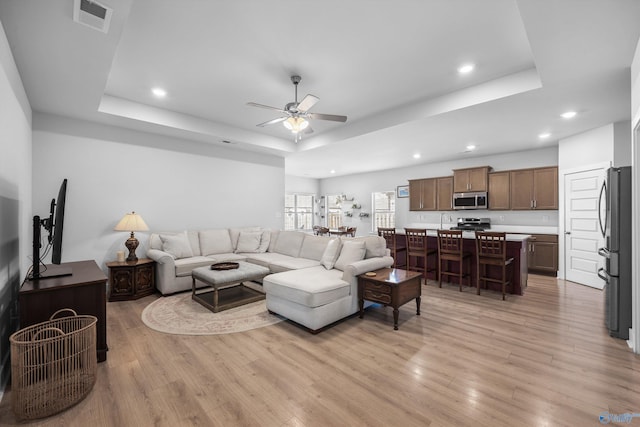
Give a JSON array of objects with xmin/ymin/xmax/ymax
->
[
  {"xmin": 150, "ymin": 231, "xmax": 201, "ymax": 256},
  {"xmin": 174, "ymin": 256, "xmax": 215, "ymax": 277},
  {"xmin": 207, "ymin": 253, "xmax": 247, "ymax": 263},
  {"xmin": 160, "ymin": 232, "xmax": 194, "ymax": 259},
  {"xmin": 272, "ymin": 231, "xmax": 305, "ymax": 258},
  {"xmin": 268, "ymin": 258, "xmax": 322, "ymax": 273},
  {"xmin": 199, "ymin": 229, "xmax": 233, "ymax": 256},
  {"xmin": 299, "ymin": 235, "xmax": 331, "ymax": 261},
  {"xmin": 263, "ymin": 266, "xmax": 350, "ymax": 308},
  {"xmin": 342, "ymin": 235, "xmax": 387, "ymax": 258},
  {"xmin": 244, "ymin": 252, "xmax": 295, "ymax": 269},
  {"xmin": 321, "ymin": 238, "xmax": 342, "ymax": 270},
  {"xmin": 334, "ymin": 240, "xmax": 366, "ymax": 271},
  {"xmin": 229, "ymin": 226, "xmax": 261, "ymax": 250},
  {"xmin": 267, "ymin": 229, "xmax": 280, "ymax": 252},
  {"xmin": 235, "ymin": 231, "xmax": 263, "ymax": 253}
]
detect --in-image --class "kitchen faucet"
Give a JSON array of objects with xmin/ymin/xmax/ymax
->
[{"xmin": 439, "ymin": 212, "xmax": 449, "ymax": 229}]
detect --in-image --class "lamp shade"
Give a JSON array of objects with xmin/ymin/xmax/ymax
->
[
  {"xmin": 283, "ymin": 117, "xmax": 309, "ymax": 133},
  {"xmin": 114, "ymin": 212, "xmax": 149, "ymax": 232}
]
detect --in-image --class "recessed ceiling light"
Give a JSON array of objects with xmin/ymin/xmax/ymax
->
[
  {"xmin": 413, "ymin": 153, "xmax": 421, "ymax": 159},
  {"xmin": 561, "ymin": 111, "xmax": 577, "ymax": 119},
  {"xmin": 152, "ymin": 87, "xmax": 167, "ymax": 98},
  {"xmin": 466, "ymin": 144, "xmax": 476, "ymax": 151},
  {"xmin": 458, "ymin": 63, "xmax": 475, "ymax": 74},
  {"xmin": 330, "ymin": 169, "xmax": 336, "ymax": 174},
  {"xmin": 538, "ymin": 132, "xmax": 551, "ymax": 139}
]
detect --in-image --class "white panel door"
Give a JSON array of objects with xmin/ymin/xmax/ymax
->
[{"xmin": 564, "ymin": 167, "xmax": 606, "ymax": 288}]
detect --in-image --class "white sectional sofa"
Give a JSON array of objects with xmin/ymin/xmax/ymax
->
[{"xmin": 147, "ymin": 228, "xmax": 394, "ymax": 332}]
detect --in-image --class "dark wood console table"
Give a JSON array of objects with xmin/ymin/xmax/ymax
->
[{"xmin": 19, "ymin": 260, "xmax": 108, "ymax": 362}]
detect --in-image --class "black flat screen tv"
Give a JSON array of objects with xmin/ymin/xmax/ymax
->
[{"xmin": 28, "ymin": 178, "xmax": 71, "ymax": 280}]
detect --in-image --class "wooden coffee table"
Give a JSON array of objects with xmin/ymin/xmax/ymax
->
[
  {"xmin": 358, "ymin": 268, "xmax": 422, "ymax": 330},
  {"xmin": 191, "ymin": 262, "xmax": 270, "ymax": 313}
]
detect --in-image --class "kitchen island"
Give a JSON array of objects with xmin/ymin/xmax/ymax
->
[{"xmin": 395, "ymin": 230, "xmax": 530, "ymax": 295}]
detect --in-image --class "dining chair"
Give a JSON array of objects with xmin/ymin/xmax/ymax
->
[
  {"xmin": 346, "ymin": 227, "xmax": 357, "ymax": 237},
  {"xmin": 475, "ymin": 231, "xmax": 513, "ymax": 300},
  {"xmin": 404, "ymin": 228, "xmax": 437, "ymax": 279},
  {"xmin": 378, "ymin": 228, "xmax": 406, "ymax": 268},
  {"xmin": 437, "ymin": 229, "xmax": 472, "ymax": 291}
]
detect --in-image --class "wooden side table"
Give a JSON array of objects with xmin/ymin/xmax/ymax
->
[
  {"xmin": 107, "ymin": 258, "xmax": 155, "ymax": 301},
  {"xmin": 358, "ymin": 268, "xmax": 422, "ymax": 330}
]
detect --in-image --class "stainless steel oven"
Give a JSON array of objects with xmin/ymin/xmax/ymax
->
[{"xmin": 452, "ymin": 192, "xmax": 488, "ymax": 210}]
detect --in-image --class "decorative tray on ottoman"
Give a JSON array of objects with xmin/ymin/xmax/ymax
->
[{"xmin": 211, "ymin": 262, "xmax": 239, "ymax": 270}]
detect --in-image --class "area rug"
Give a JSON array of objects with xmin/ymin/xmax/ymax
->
[{"xmin": 141, "ymin": 293, "xmax": 284, "ymax": 335}]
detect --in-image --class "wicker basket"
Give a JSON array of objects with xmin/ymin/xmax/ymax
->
[{"xmin": 10, "ymin": 308, "xmax": 97, "ymax": 420}]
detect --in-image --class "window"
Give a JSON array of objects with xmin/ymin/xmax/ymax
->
[
  {"xmin": 284, "ymin": 194, "xmax": 314, "ymax": 231},
  {"xmin": 326, "ymin": 194, "xmax": 343, "ymax": 229},
  {"xmin": 372, "ymin": 191, "xmax": 396, "ymax": 231}
]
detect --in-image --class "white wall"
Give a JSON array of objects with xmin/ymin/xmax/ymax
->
[
  {"xmin": 0, "ymin": 20, "xmax": 32, "ymax": 399},
  {"xmin": 630, "ymin": 37, "xmax": 640, "ymax": 354},
  {"xmin": 32, "ymin": 115, "xmax": 285, "ymax": 272},
  {"xmin": 559, "ymin": 124, "xmax": 614, "ymax": 170},
  {"xmin": 285, "ymin": 175, "xmax": 319, "ymax": 194},
  {"xmin": 319, "ymin": 146, "xmax": 559, "ymax": 235},
  {"xmin": 614, "ymin": 120, "xmax": 632, "ymax": 167}
]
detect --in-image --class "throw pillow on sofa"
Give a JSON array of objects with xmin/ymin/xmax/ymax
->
[
  {"xmin": 160, "ymin": 232, "xmax": 194, "ymax": 259},
  {"xmin": 341, "ymin": 235, "xmax": 386, "ymax": 258},
  {"xmin": 320, "ymin": 238, "xmax": 342, "ymax": 269},
  {"xmin": 199, "ymin": 229, "xmax": 234, "ymax": 256},
  {"xmin": 257, "ymin": 230, "xmax": 271, "ymax": 252},
  {"xmin": 235, "ymin": 231, "xmax": 263, "ymax": 253},
  {"xmin": 229, "ymin": 226, "xmax": 261, "ymax": 250},
  {"xmin": 334, "ymin": 240, "xmax": 366, "ymax": 271}
]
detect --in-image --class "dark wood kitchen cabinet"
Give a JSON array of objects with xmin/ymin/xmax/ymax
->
[
  {"xmin": 453, "ymin": 166, "xmax": 490, "ymax": 192},
  {"xmin": 510, "ymin": 167, "xmax": 558, "ymax": 210},
  {"xmin": 409, "ymin": 178, "xmax": 437, "ymax": 211},
  {"xmin": 436, "ymin": 176, "xmax": 454, "ymax": 210},
  {"xmin": 410, "ymin": 176, "xmax": 454, "ymax": 211},
  {"xmin": 527, "ymin": 234, "xmax": 558, "ymax": 275},
  {"xmin": 488, "ymin": 171, "xmax": 510, "ymax": 210}
]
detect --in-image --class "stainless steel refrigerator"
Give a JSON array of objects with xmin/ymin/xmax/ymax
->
[{"xmin": 597, "ymin": 166, "xmax": 632, "ymax": 340}]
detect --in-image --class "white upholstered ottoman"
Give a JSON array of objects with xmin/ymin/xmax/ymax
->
[{"xmin": 191, "ymin": 262, "xmax": 270, "ymax": 312}]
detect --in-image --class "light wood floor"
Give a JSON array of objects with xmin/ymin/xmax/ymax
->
[{"xmin": 1, "ymin": 275, "xmax": 639, "ymax": 426}]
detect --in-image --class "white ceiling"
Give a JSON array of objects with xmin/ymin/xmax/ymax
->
[{"xmin": 1, "ymin": 0, "xmax": 639, "ymax": 178}]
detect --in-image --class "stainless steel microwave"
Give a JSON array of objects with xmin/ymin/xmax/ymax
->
[{"xmin": 453, "ymin": 192, "xmax": 488, "ymax": 210}]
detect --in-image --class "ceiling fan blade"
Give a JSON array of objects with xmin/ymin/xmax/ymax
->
[
  {"xmin": 247, "ymin": 102, "xmax": 287, "ymax": 113},
  {"xmin": 296, "ymin": 94, "xmax": 319, "ymax": 112},
  {"xmin": 257, "ymin": 117, "xmax": 287, "ymax": 127},
  {"xmin": 308, "ymin": 113, "xmax": 347, "ymax": 122}
]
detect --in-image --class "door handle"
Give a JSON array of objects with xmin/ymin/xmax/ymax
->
[
  {"xmin": 565, "ymin": 231, "xmax": 571, "ymax": 235},
  {"xmin": 598, "ymin": 180, "xmax": 607, "ymax": 238}
]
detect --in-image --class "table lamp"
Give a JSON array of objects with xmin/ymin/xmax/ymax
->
[{"xmin": 114, "ymin": 211, "xmax": 149, "ymax": 262}]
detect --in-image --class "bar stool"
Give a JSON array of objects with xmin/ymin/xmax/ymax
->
[
  {"xmin": 437, "ymin": 229, "xmax": 472, "ymax": 291},
  {"xmin": 475, "ymin": 231, "xmax": 513, "ymax": 300},
  {"xmin": 378, "ymin": 228, "xmax": 406, "ymax": 268},
  {"xmin": 404, "ymin": 228, "xmax": 437, "ymax": 279}
]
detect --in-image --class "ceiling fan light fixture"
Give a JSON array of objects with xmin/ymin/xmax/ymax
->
[{"xmin": 283, "ymin": 117, "xmax": 309, "ymax": 133}]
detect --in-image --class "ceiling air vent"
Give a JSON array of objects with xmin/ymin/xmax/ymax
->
[{"xmin": 73, "ymin": 0, "xmax": 113, "ymax": 33}]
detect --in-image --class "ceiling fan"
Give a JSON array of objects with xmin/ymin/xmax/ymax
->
[{"xmin": 247, "ymin": 75, "xmax": 347, "ymax": 142}]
